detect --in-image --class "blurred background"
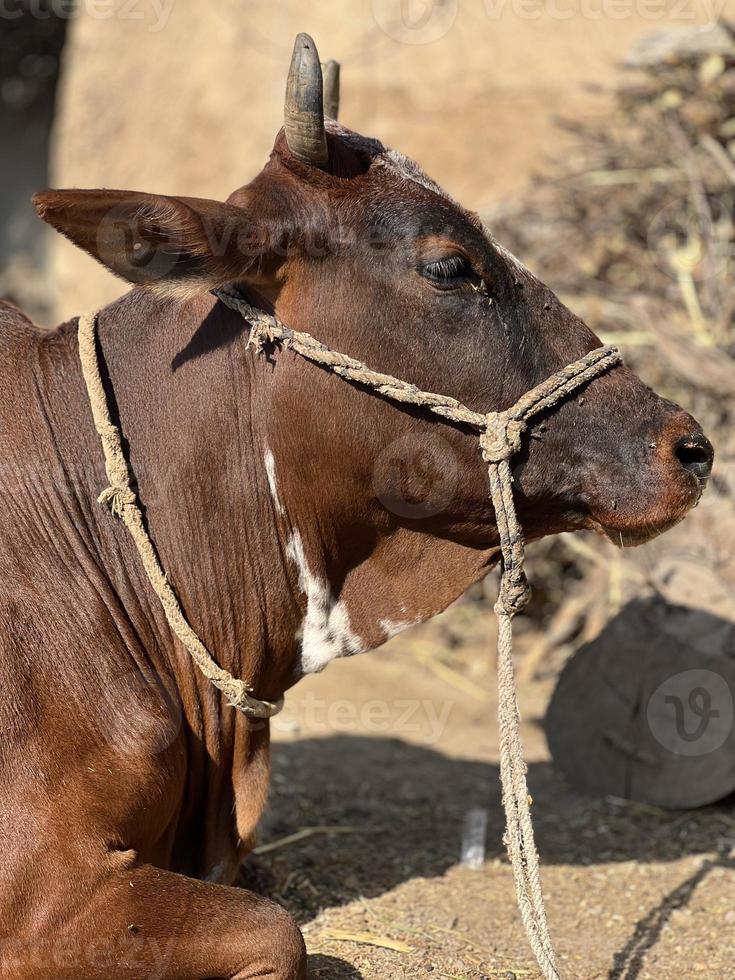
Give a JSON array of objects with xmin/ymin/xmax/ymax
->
[{"xmin": 3, "ymin": 2, "xmax": 735, "ymax": 977}]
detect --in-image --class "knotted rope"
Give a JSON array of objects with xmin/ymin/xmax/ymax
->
[
  {"xmin": 214, "ymin": 287, "xmax": 621, "ymax": 980},
  {"xmin": 77, "ymin": 312, "xmax": 283, "ymax": 719}
]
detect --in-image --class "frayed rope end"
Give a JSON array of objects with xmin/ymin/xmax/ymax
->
[{"xmin": 98, "ymin": 485, "xmax": 136, "ymax": 519}]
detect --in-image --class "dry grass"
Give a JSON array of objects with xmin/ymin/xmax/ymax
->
[{"xmin": 479, "ymin": 24, "xmax": 735, "ymax": 680}]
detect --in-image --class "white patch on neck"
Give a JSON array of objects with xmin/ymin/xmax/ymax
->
[
  {"xmin": 286, "ymin": 530, "xmax": 365, "ymax": 674},
  {"xmin": 379, "ymin": 618, "xmax": 419, "ymax": 641},
  {"xmin": 265, "ymin": 447, "xmax": 414, "ymax": 671},
  {"xmin": 264, "ymin": 448, "xmax": 285, "ymax": 516},
  {"xmin": 266, "ymin": 450, "xmax": 362, "ymax": 671}
]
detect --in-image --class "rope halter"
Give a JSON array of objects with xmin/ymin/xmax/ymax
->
[{"xmin": 79, "ymin": 288, "xmax": 621, "ymax": 980}]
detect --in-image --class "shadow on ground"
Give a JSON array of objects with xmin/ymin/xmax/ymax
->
[
  {"xmin": 307, "ymin": 954, "xmax": 364, "ymax": 979},
  {"xmin": 239, "ymin": 733, "xmax": 734, "ymax": 928},
  {"xmin": 608, "ymin": 847, "xmax": 735, "ymax": 980}
]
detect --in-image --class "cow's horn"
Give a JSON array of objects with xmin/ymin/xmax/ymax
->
[
  {"xmin": 322, "ymin": 59, "xmax": 340, "ymax": 120},
  {"xmin": 284, "ymin": 33, "xmax": 328, "ymax": 168}
]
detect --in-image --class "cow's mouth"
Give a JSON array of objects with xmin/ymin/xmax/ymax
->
[
  {"xmin": 595, "ymin": 512, "xmax": 689, "ymax": 548},
  {"xmin": 589, "ymin": 476, "xmax": 706, "ymax": 548}
]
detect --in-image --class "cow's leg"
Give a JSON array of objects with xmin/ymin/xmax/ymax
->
[{"xmin": 9, "ymin": 862, "xmax": 305, "ymax": 980}]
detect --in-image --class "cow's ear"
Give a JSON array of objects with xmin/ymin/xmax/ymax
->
[{"xmin": 33, "ymin": 189, "xmax": 277, "ymax": 296}]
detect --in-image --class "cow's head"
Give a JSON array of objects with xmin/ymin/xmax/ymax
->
[{"xmin": 35, "ymin": 33, "xmax": 712, "ymax": 567}]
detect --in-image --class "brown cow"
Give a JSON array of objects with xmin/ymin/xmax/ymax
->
[{"xmin": 0, "ymin": 33, "xmax": 712, "ymax": 980}]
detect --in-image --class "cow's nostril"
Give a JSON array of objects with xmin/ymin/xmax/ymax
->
[{"xmin": 674, "ymin": 432, "xmax": 714, "ymax": 479}]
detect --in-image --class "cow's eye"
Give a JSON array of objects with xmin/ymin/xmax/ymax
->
[{"xmin": 419, "ymin": 255, "xmax": 472, "ymax": 287}]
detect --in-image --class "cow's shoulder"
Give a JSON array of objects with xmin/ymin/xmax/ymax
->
[
  {"xmin": 0, "ymin": 299, "xmax": 38, "ymax": 335},
  {"xmin": 0, "ymin": 300, "xmax": 45, "ymax": 370}
]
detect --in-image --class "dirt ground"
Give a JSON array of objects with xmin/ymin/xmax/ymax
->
[{"xmin": 240, "ymin": 602, "xmax": 735, "ymax": 979}]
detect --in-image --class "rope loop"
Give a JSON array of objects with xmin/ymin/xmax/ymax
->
[
  {"xmin": 78, "ymin": 311, "xmax": 281, "ymax": 722},
  {"xmin": 480, "ymin": 413, "xmax": 527, "ymax": 463},
  {"xmin": 226, "ymin": 681, "xmax": 285, "ymax": 719}
]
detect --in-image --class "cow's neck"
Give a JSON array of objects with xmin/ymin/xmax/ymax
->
[
  {"xmin": 64, "ymin": 286, "xmax": 494, "ymax": 717},
  {"xmin": 85, "ymin": 290, "xmax": 497, "ymax": 685},
  {"xmin": 78, "ymin": 291, "xmax": 296, "ymax": 703}
]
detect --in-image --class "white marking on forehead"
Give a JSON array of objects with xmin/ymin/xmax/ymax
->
[
  {"xmin": 264, "ymin": 449, "xmax": 285, "ymax": 516},
  {"xmin": 286, "ymin": 530, "xmax": 365, "ymax": 674},
  {"xmin": 379, "ymin": 149, "xmax": 451, "ymax": 199},
  {"xmin": 325, "ymin": 118, "xmax": 462, "ymax": 211}
]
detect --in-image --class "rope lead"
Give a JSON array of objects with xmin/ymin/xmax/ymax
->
[
  {"xmin": 78, "ymin": 312, "xmax": 283, "ymax": 721},
  {"xmin": 214, "ymin": 287, "xmax": 621, "ymax": 980}
]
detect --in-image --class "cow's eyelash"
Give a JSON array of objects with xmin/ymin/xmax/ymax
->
[{"xmin": 420, "ymin": 255, "xmax": 471, "ymax": 282}]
